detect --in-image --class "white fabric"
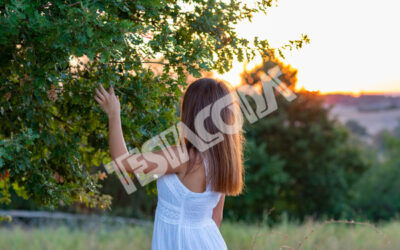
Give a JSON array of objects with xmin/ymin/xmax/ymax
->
[{"xmin": 152, "ymin": 153, "xmax": 227, "ymax": 250}]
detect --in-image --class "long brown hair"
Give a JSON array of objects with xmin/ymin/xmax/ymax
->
[{"xmin": 180, "ymin": 78, "xmax": 244, "ymax": 196}]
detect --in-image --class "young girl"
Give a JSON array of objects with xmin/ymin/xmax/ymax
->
[{"xmin": 94, "ymin": 78, "xmax": 244, "ymax": 249}]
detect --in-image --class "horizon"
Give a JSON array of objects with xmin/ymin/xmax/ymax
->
[
  {"xmin": 216, "ymin": 0, "xmax": 400, "ymax": 96},
  {"xmin": 310, "ymin": 90, "xmax": 400, "ymax": 97}
]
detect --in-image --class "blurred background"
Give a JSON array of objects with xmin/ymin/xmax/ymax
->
[{"xmin": 1, "ymin": 0, "xmax": 399, "ymax": 249}]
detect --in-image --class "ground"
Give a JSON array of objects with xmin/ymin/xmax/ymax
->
[{"xmin": 0, "ymin": 219, "xmax": 398, "ymax": 250}]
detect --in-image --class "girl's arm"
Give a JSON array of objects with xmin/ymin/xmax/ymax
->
[
  {"xmin": 212, "ymin": 194, "xmax": 225, "ymax": 227},
  {"xmin": 94, "ymin": 84, "xmax": 128, "ymax": 160},
  {"xmin": 94, "ymin": 84, "xmax": 184, "ymax": 175}
]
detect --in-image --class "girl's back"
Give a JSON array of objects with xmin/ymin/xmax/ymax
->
[
  {"xmin": 95, "ymin": 78, "xmax": 243, "ymax": 249},
  {"xmin": 152, "ymin": 152, "xmax": 227, "ymax": 250}
]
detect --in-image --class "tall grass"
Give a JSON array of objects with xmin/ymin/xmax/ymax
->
[{"xmin": 0, "ymin": 219, "xmax": 399, "ymax": 250}]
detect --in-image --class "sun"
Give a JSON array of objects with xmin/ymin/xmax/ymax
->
[{"xmin": 215, "ymin": 0, "xmax": 400, "ymax": 96}]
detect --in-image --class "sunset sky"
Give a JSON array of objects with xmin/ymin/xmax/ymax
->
[{"xmin": 216, "ymin": 0, "xmax": 400, "ymax": 95}]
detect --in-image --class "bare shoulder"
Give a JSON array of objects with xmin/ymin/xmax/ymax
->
[
  {"xmin": 163, "ymin": 145, "xmax": 202, "ymax": 176},
  {"xmin": 164, "ymin": 145, "xmax": 190, "ymax": 174},
  {"xmin": 140, "ymin": 145, "xmax": 190, "ymax": 175}
]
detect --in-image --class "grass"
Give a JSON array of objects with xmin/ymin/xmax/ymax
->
[{"xmin": 0, "ymin": 219, "xmax": 399, "ymax": 250}]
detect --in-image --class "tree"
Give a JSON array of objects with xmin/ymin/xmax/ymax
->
[
  {"xmin": 0, "ymin": 0, "xmax": 309, "ymax": 209},
  {"xmin": 225, "ymin": 52, "xmax": 371, "ymax": 223},
  {"xmin": 393, "ymin": 118, "xmax": 400, "ymax": 138},
  {"xmin": 345, "ymin": 120, "xmax": 368, "ymax": 137},
  {"xmin": 352, "ymin": 132, "xmax": 400, "ymax": 221}
]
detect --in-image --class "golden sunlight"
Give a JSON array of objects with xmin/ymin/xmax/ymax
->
[{"xmin": 215, "ymin": 0, "xmax": 400, "ymax": 95}]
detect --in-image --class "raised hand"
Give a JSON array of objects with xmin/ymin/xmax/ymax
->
[{"xmin": 94, "ymin": 84, "xmax": 120, "ymax": 119}]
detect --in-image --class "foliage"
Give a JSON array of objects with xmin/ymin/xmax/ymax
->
[
  {"xmin": 352, "ymin": 133, "xmax": 400, "ymax": 221},
  {"xmin": 0, "ymin": 0, "xmax": 309, "ymax": 209},
  {"xmin": 393, "ymin": 119, "xmax": 400, "ymax": 138},
  {"xmin": 225, "ymin": 54, "xmax": 371, "ymax": 222},
  {"xmin": 0, "ymin": 214, "xmax": 11, "ymax": 223},
  {"xmin": 99, "ymin": 171, "xmax": 158, "ymax": 219},
  {"xmin": 345, "ymin": 120, "xmax": 368, "ymax": 137},
  {"xmin": 224, "ymin": 138, "xmax": 288, "ymax": 221}
]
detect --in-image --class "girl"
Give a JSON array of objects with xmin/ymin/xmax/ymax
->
[{"xmin": 94, "ymin": 78, "xmax": 244, "ymax": 249}]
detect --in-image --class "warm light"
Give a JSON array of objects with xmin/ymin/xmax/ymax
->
[{"xmin": 215, "ymin": 0, "xmax": 400, "ymax": 95}]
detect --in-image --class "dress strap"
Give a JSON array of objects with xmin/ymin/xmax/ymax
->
[
  {"xmin": 199, "ymin": 152, "xmax": 211, "ymax": 191},
  {"xmin": 199, "ymin": 152, "xmax": 208, "ymax": 176}
]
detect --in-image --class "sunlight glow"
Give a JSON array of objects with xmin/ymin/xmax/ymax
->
[{"xmin": 215, "ymin": 0, "xmax": 400, "ymax": 95}]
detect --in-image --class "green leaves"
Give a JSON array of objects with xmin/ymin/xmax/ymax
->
[
  {"xmin": 226, "ymin": 54, "xmax": 370, "ymax": 223},
  {"xmin": 0, "ymin": 0, "xmax": 291, "ymax": 210}
]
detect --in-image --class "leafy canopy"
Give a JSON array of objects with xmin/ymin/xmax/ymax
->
[
  {"xmin": 0, "ymin": 0, "xmax": 308, "ymax": 209},
  {"xmin": 225, "ymin": 53, "xmax": 370, "ymax": 223}
]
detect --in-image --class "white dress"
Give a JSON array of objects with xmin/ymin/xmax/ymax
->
[{"xmin": 151, "ymin": 154, "xmax": 228, "ymax": 250}]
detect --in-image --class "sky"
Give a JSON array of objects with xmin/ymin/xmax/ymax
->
[{"xmin": 216, "ymin": 0, "xmax": 400, "ymax": 95}]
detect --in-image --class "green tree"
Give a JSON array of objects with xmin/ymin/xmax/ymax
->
[
  {"xmin": 0, "ymin": 0, "xmax": 309, "ymax": 209},
  {"xmin": 393, "ymin": 118, "xmax": 400, "ymax": 138},
  {"xmin": 352, "ymin": 132, "xmax": 400, "ymax": 221},
  {"xmin": 345, "ymin": 120, "xmax": 368, "ymax": 137},
  {"xmin": 225, "ymin": 53, "xmax": 371, "ymax": 222},
  {"xmin": 224, "ymin": 138, "xmax": 289, "ymax": 222}
]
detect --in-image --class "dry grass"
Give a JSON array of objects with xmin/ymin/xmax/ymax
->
[{"xmin": 0, "ymin": 219, "xmax": 399, "ymax": 250}]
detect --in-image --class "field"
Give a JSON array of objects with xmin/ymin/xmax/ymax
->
[
  {"xmin": 0, "ymin": 219, "xmax": 398, "ymax": 250},
  {"xmin": 330, "ymin": 105, "xmax": 400, "ymax": 135}
]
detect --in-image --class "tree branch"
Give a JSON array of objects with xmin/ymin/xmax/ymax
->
[{"xmin": 68, "ymin": 2, "xmax": 82, "ymax": 7}]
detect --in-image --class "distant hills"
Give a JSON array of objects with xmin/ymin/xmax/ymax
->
[
  {"xmin": 321, "ymin": 93, "xmax": 400, "ymax": 139},
  {"xmin": 322, "ymin": 93, "xmax": 400, "ymax": 112}
]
